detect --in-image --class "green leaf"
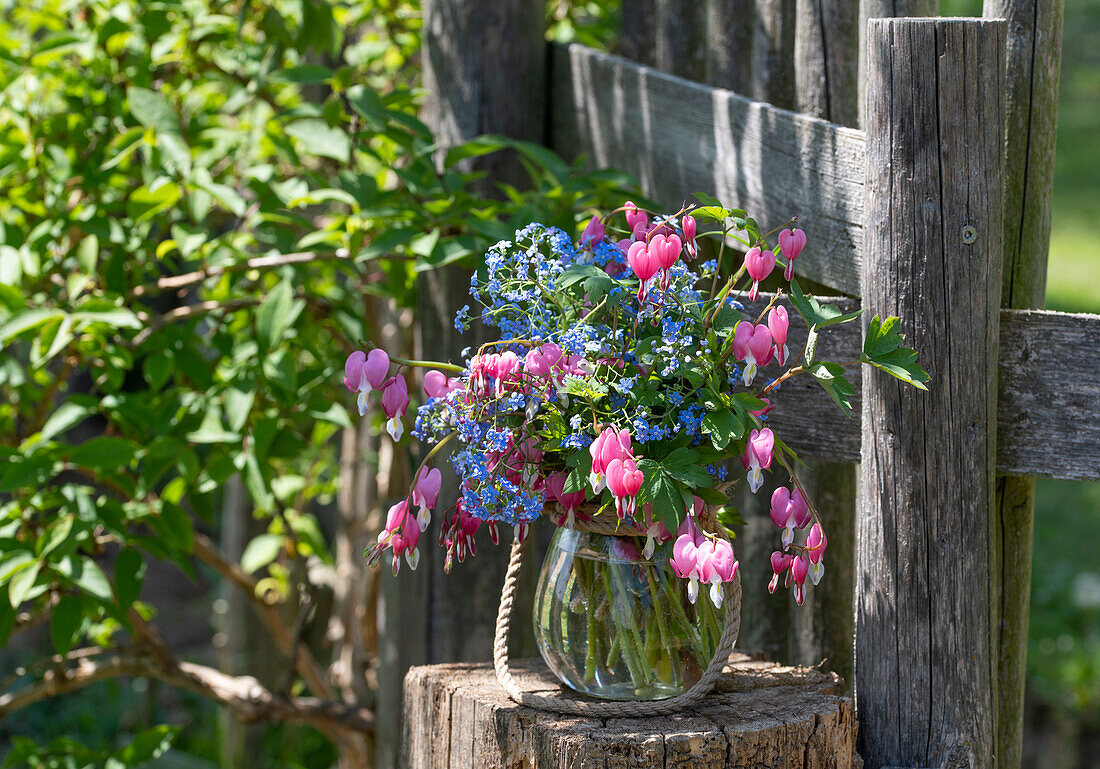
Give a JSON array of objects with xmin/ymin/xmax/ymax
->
[
  {"xmin": 650, "ymin": 472, "xmax": 685, "ymax": 533},
  {"xmin": 36, "ymin": 400, "xmax": 93, "ymax": 444},
  {"xmin": 115, "ymin": 549, "xmax": 145, "ymax": 608},
  {"xmin": 270, "ymin": 64, "xmax": 333, "ymax": 83},
  {"xmin": 50, "ymin": 594, "xmax": 83, "ymax": 655},
  {"xmin": 804, "ymin": 326, "xmax": 819, "ymax": 365},
  {"xmin": 256, "ymin": 278, "xmax": 295, "ymax": 349},
  {"xmin": 68, "ymin": 437, "xmax": 139, "ymax": 472},
  {"xmin": 286, "ymin": 118, "xmax": 351, "ymax": 162},
  {"xmin": 128, "ymin": 87, "xmax": 179, "ymax": 134},
  {"xmin": 807, "ymin": 361, "xmax": 857, "ymax": 415},
  {"xmin": 241, "ymin": 533, "xmax": 284, "ymax": 574},
  {"xmin": 788, "ymin": 279, "xmax": 864, "ymax": 329},
  {"xmin": 37, "ymin": 515, "xmax": 74, "ymax": 559},
  {"xmin": 71, "ymin": 306, "xmax": 142, "ymax": 330},
  {"xmin": 563, "ymin": 466, "xmax": 587, "ymax": 494},
  {"xmin": 128, "ymin": 181, "xmax": 181, "ymax": 223},
  {"xmin": 65, "ymin": 557, "xmax": 113, "ymax": 602},
  {"xmin": 861, "ymin": 314, "xmax": 930, "ymax": 390},
  {"xmin": 691, "ymin": 205, "xmax": 731, "ymax": 222},
  {"xmin": 0, "ymin": 308, "xmax": 66, "ymax": 344},
  {"xmin": 118, "ymin": 725, "xmax": 177, "ymax": 765},
  {"xmin": 701, "ymin": 409, "xmax": 742, "ymax": 450},
  {"xmin": 157, "ymin": 503, "xmax": 193, "ymax": 553},
  {"xmin": 8, "ymin": 560, "xmax": 40, "ymax": 607},
  {"xmin": 693, "ymin": 486, "xmax": 729, "ymax": 505}
]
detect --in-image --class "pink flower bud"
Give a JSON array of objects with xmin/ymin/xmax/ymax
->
[
  {"xmin": 423, "ymin": 370, "xmax": 450, "ymax": 398},
  {"xmin": 791, "ymin": 555, "xmax": 809, "ymax": 605},
  {"xmin": 741, "ymin": 428, "xmax": 774, "ymax": 493},
  {"xmin": 412, "ymin": 467, "xmax": 442, "ymax": 516},
  {"xmin": 807, "ymin": 522, "xmax": 827, "ymax": 563},
  {"xmin": 681, "ymin": 215, "xmax": 697, "ymax": 259},
  {"xmin": 778, "ymin": 228, "xmax": 807, "ymax": 281},
  {"xmin": 671, "ymin": 534, "xmax": 699, "ymax": 579},
  {"xmin": 744, "ymin": 247, "xmax": 776, "ymax": 301},
  {"xmin": 381, "ymin": 375, "xmax": 408, "ymax": 419}
]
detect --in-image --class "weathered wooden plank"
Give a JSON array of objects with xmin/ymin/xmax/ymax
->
[
  {"xmin": 548, "ymin": 42, "xmax": 866, "ymax": 295},
  {"xmin": 738, "ymin": 295, "xmax": 1100, "ymax": 482},
  {"xmin": 982, "ymin": 2, "xmax": 1064, "ymax": 766},
  {"xmin": 400, "ymin": 656, "xmax": 859, "ymax": 769},
  {"xmin": 857, "ymin": 18, "xmax": 1005, "ymax": 769}
]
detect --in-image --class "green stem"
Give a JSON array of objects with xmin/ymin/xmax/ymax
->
[{"xmin": 600, "ymin": 560, "xmax": 647, "ymax": 688}]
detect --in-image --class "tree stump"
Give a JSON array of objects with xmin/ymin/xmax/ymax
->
[{"xmin": 401, "ymin": 654, "xmax": 859, "ymax": 768}]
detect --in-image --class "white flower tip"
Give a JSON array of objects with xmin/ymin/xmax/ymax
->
[
  {"xmin": 406, "ymin": 548, "xmax": 420, "ymax": 571},
  {"xmin": 747, "ymin": 468, "xmax": 763, "ymax": 494},
  {"xmin": 710, "ymin": 582, "xmax": 724, "ymax": 609},
  {"xmin": 809, "ymin": 561, "xmax": 824, "ymax": 586},
  {"xmin": 416, "ymin": 508, "xmax": 431, "ymax": 532},
  {"xmin": 387, "ymin": 417, "xmax": 404, "ymax": 442},
  {"xmin": 687, "ymin": 578, "xmax": 699, "ymax": 605}
]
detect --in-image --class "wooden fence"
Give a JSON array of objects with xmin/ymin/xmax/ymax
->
[{"xmin": 382, "ymin": 2, "xmax": 1074, "ymax": 769}]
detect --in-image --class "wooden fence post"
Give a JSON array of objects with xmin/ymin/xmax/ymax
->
[
  {"xmin": 981, "ymin": 2, "xmax": 1064, "ymax": 768},
  {"xmin": 858, "ymin": 18, "xmax": 1006, "ymax": 769}
]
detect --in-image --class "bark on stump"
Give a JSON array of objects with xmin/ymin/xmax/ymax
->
[{"xmin": 400, "ymin": 654, "xmax": 859, "ymax": 768}]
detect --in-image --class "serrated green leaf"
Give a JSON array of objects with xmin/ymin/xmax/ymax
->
[{"xmin": 807, "ymin": 361, "xmax": 856, "ymax": 415}]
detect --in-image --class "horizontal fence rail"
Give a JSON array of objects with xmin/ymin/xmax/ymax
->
[
  {"xmin": 549, "ymin": 42, "xmax": 866, "ymax": 295},
  {"xmin": 740, "ymin": 295, "xmax": 1100, "ymax": 481}
]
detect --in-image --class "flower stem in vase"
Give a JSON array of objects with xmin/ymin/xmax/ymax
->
[
  {"xmin": 661, "ymin": 577, "xmax": 709, "ymax": 668},
  {"xmin": 600, "ymin": 558, "xmax": 649, "ymax": 689}
]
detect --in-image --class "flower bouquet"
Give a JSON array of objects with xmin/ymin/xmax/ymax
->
[{"xmin": 343, "ymin": 198, "xmax": 927, "ymax": 702}]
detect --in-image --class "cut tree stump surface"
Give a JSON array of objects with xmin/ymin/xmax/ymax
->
[{"xmin": 401, "ymin": 654, "xmax": 860, "ymax": 768}]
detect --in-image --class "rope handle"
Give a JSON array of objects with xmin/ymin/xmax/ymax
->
[{"xmin": 493, "ymin": 533, "xmax": 742, "ymax": 717}]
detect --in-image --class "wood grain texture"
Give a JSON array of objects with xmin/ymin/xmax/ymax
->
[
  {"xmin": 795, "ymin": 0, "xmax": 859, "ymax": 126},
  {"xmin": 857, "ymin": 18, "xmax": 1005, "ymax": 769},
  {"xmin": 705, "ymin": 0, "xmax": 755, "ymax": 93},
  {"xmin": 981, "ymin": 2, "xmax": 1064, "ymax": 766},
  {"xmin": 400, "ymin": 656, "xmax": 859, "ymax": 769},
  {"xmin": 856, "ymin": 0, "xmax": 939, "ymax": 128},
  {"xmin": 655, "ymin": 0, "xmax": 707, "ymax": 80},
  {"xmin": 548, "ymin": 42, "xmax": 867, "ymax": 295},
  {"xmin": 620, "ymin": 0, "xmax": 657, "ymax": 67}
]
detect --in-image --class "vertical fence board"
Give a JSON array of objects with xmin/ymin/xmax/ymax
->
[
  {"xmin": 857, "ymin": 0, "xmax": 939, "ymax": 128},
  {"xmin": 705, "ymin": 0, "xmax": 755, "ymax": 91},
  {"xmin": 794, "ymin": 0, "xmax": 859, "ymax": 126},
  {"xmin": 858, "ymin": 18, "xmax": 1005, "ymax": 769},
  {"xmin": 751, "ymin": 0, "xmax": 797, "ymax": 107},
  {"xmin": 654, "ymin": 0, "xmax": 707, "ymax": 79},
  {"xmin": 982, "ymin": 2, "xmax": 1064, "ymax": 767},
  {"xmin": 620, "ymin": 0, "xmax": 657, "ymax": 66}
]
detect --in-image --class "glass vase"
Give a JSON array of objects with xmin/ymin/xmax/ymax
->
[{"xmin": 532, "ymin": 526, "xmax": 723, "ymax": 701}]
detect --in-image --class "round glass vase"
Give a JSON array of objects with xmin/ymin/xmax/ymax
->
[{"xmin": 532, "ymin": 526, "xmax": 724, "ymax": 701}]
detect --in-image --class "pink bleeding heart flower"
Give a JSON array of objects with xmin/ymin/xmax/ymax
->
[
  {"xmin": 778, "ymin": 228, "xmax": 806, "ymax": 281},
  {"xmin": 670, "ymin": 532, "xmax": 701, "ymax": 603},
  {"xmin": 768, "ymin": 551, "xmax": 794, "ymax": 594},
  {"xmin": 791, "ymin": 555, "xmax": 809, "ymax": 605},
  {"xmin": 656, "ymin": 234, "xmax": 682, "ymax": 289},
  {"xmin": 545, "ymin": 471, "xmax": 586, "ymax": 528},
  {"xmin": 768, "ymin": 306, "xmax": 789, "ymax": 366},
  {"xmin": 489, "ymin": 351, "xmax": 521, "ymax": 397},
  {"xmin": 807, "ymin": 523, "xmax": 827, "ymax": 585},
  {"xmin": 412, "ymin": 467, "xmax": 443, "ymax": 530},
  {"xmin": 589, "ymin": 427, "xmax": 633, "ymax": 492},
  {"xmin": 605, "ymin": 457, "xmax": 644, "ymax": 520},
  {"xmin": 744, "ymin": 247, "xmax": 777, "ymax": 302},
  {"xmin": 681, "ymin": 215, "xmax": 698, "ymax": 259},
  {"xmin": 627, "ymin": 241, "xmax": 660, "ymax": 300},
  {"xmin": 376, "ymin": 500, "xmax": 420, "ymax": 575},
  {"xmin": 345, "ymin": 349, "xmax": 391, "ymax": 415},
  {"xmin": 703, "ymin": 539, "xmax": 738, "ymax": 608},
  {"xmin": 770, "ymin": 486, "xmax": 809, "ymax": 548},
  {"xmin": 731, "ymin": 321, "xmax": 775, "ymax": 386},
  {"xmin": 580, "ymin": 215, "xmax": 605, "ymax": 248},
  {"xmin": 741, "ymin": 428, "xmax": 774, "ymax": 493},
  {"xmin": 642, "ymin": 516, "xmax": 671, "ymax": 560},
  {"xmin": 423, "ymin": 370, "xmax": 454, "ymax": 399},
  {"xmin": 442, "ymin": 499, "xmax": 484, "ymax": 571},
  {"xmin": 625, "ymin": 201, "xmax": 649, "ymax": 232},
  {"xmin": 381, "ymin": 375, "xmax": 409, "ymax": 441}
]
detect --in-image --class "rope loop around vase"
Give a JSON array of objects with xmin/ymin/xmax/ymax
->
[{"xmin": 492, "ymin": 529, "xmax": 742, "ymax": 717}]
